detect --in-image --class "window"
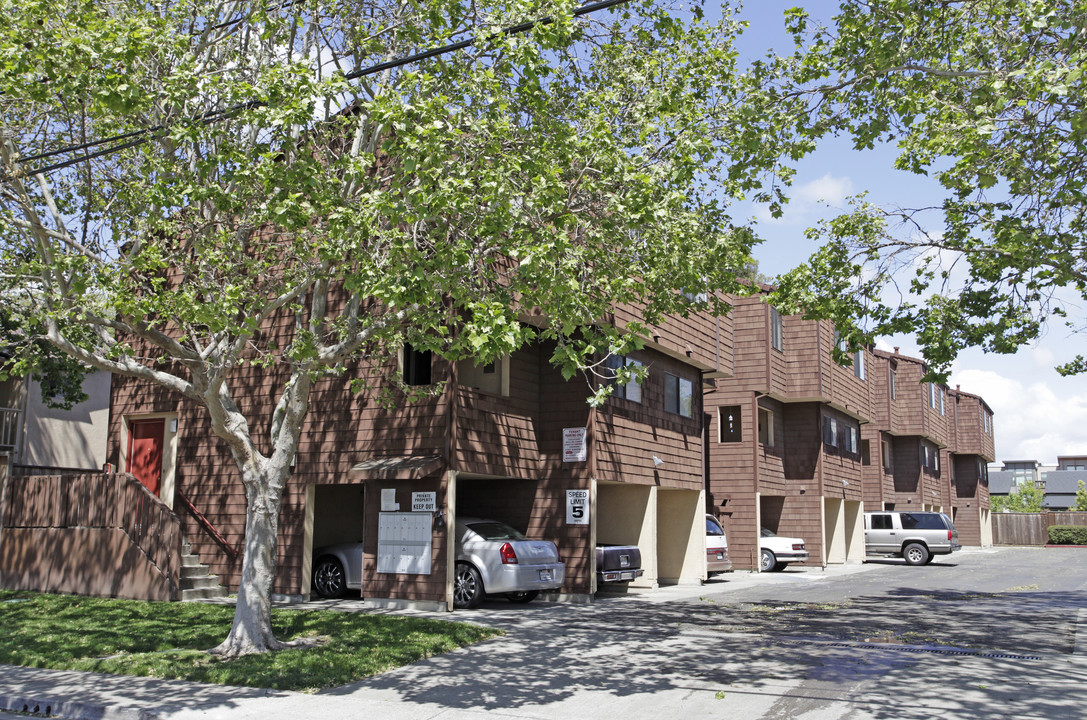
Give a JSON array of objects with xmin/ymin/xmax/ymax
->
[
  {"xmin": 900, "ymin": 513, "xmax": 947, "ymax": 530},
  {"xmin": 938, "ymin": 387, "xmax": 945, "ymax": 415},
  {"xmin": 890, "ymin": 369, "xmax": 897, "ymax": 400},
  {"xmin": 664, "ymin": 373, "xmax": 694, "ymax": 418},
  {"xmin": 861, "ymin": 439, "xmax": 871, "ymax": 465},
  {"xmin": 870, "ymin": 514, "xmax": 893, "ymax": 530},
  {"xmin": 403, "ymin": 343, "xmax": 432, "ymax": 386},
  {"xmin": 758, "ymin": 407, "xmax": 774, "ymax": 445},
  {"xmin": 719, "ymin": 405, "xmax": 742, "ymax": 443},
  {"xmin": 458, "ymin": 355, "xmax": 508, "ymax": 395},
  {"xmin": 929, "ymin": 383, "xmax": 938, "ymax": 409},
  {"xmin": 854, "ymin": 350, "xmax": 865, "ymax": 380},
  {"xmin": 921, "ymin": 441, "xmax": 940, "ymax": 474},
  {"xmin": 823, "ymin": 416, "xmax": 838, "ymax": 447},
  {"xmin": 824, "ymin": 414, "xmax": 860, "ymax": 457},
  {"xmin": 770, "ymin": 307, "xmax": 783, "ymax": 351},
  {"xmin": 605, "ymin": 355, "xmax": 643, "ymax": 403},
  {"xmin": 882, "ymin": 438, "xmax": 893, "ymax": 472}
]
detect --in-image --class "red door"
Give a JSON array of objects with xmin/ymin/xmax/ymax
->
[{"xmin": 127, "ymin": 419, "xmax": 165, "ymax": 495}]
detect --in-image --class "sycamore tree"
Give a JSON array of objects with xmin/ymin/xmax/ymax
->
[
  {"xmin": 768, "ymin": 0, "xmax": 1087, "ymax": 375},
  {"xmin": 0, "ymin": 0, "xmax": 805, "ymax": 655}
]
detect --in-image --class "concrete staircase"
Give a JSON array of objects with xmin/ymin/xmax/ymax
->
[{"xmin": 179, "ymin": 540, "xmax": 230, "ymax": 602}]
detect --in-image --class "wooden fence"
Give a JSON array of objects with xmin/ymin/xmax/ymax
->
[
  {"xmin": 0, "ymin": 472, "xmax": 182, "ymax": 600},
  {"xmin": 992, "ymin": 511, "xmax": 1087, "ymax": 546}
]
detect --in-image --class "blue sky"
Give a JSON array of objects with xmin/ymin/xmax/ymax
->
[{"xmin": 721, "ymin": 1, "xmax": 1087, "ymax": 463}]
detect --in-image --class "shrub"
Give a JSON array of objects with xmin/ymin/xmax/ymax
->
[{"xmin": 1047, "ymin": 525, "xmax": 1087, "ymax": 545}]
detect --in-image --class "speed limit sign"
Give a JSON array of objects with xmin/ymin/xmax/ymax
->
[{"xmin": 566, "ymin": 489, "xmax": 589, "ymax": 525}]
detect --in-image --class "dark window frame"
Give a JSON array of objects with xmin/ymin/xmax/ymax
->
[{"xmin": 403, "ymin": 343, "xmax": 432, "ymax": 386}]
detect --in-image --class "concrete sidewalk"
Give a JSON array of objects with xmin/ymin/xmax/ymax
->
[{"xmin": 0, "ymin": 562, "xmax": 886, "ymax": 720}]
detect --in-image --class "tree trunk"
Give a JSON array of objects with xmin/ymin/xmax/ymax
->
[{"xmin": 211, "ymin": 461, "xmax": 290, "ymax": 657}]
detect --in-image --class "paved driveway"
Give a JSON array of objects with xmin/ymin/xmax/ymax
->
[{"xmin": 2, "ymin": 546, "xmax": 1085, "ymax": 719}]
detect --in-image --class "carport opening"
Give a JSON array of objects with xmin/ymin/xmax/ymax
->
[
  {"xmin": 455, "ymin": 477, "xmax": 540, "ymax": 533},
  {"xmin": 313, "ymin": 485, "xmax": 366, "ymax": 547},
  {"xmin": 760, "ymin": 495, "xmax": 785, "ymax": 533}
]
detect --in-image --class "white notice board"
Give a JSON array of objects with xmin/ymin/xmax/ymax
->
[
  {"xmin": 563, "ymin": 427, "xmax": 587, "ymax": 462},
  {"xmin": 377, "ymin": 512, "xmax": 432, "ymax": 574}
]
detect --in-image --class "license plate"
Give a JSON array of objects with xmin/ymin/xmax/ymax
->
[
  {"xmin": 715, "ymin": 552, "xmax": 724, "ymax": 560},
  {"xmin": 539, "ymin": 570, "xmax": 552, "ymax": 582},
  {"xmin": 620, "ymin": 571, "xmax": 635, "ymax": 580}
]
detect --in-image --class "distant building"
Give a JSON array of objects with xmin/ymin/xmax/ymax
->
[
  {"xmin": 988, "ymin": 457, "xmax": 1087, "ymax": 510},
  {"xmin": 0, "ymin": 371, "xmax": 111, "ymax": 477}
]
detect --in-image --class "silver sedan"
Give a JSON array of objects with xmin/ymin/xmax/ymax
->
[
  {"xmin": 453, "ymin": 517, "xmax": 565, "ymax": 608},
  {"xmin": 311, "ymin": 517, "xmax": 565, "ymax": 609}
]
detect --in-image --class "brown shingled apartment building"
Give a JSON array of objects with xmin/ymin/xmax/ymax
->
[
  {"xmin": 106, "ymin": 305, "xmax": 734, "ymax": 609},
  {"xmin": 703, "ymin": 292, "xmax": 874, "ymax": 571},
  {"xmin": 860, "ymin": 349, "xmax": 994, "ymax": 545},
  {"xmin": 704, "ymin": 297, "xmax": 995, "ymax": 572},
  {"xmin": 13, "ymin": 286, "xmax": 993, "ymax": 607}
]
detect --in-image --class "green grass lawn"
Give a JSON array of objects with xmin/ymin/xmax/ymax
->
[{"xmin": 0, "ymin": 590, "xmax": 501, "ymax": 692}]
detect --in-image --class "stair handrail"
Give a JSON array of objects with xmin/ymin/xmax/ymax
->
[
  {"xmin": 115, "ymin": 473, "xmax": 183, "ymax": 598},
  {"xmin": 177, "ymin": 491, "xmax": 239, "ymax": 559}
]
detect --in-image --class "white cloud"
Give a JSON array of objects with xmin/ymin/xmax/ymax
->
[
  {"xmin": 753, "ymin": 173, "xmax": 854, "ymax": 225},
  {"xmin": 796, "ymin": 173, "xmax": 854, "ymax": 205}
]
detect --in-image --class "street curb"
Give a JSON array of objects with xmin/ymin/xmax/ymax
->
[{"xmin": 0, "ymin": 692, "xmax": 157, "ymax": 720}]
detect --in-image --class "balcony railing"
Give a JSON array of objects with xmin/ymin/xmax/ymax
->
[{"xmin": 0, "ymin": 406, "xmax": 20, "ymax": 450}]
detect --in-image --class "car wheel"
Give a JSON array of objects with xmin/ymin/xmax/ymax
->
[
  {"xmin": 759, "ymin": 548, "xmax": 777, "ymax": 572},
  {"xmin": 772, "ymin": 561, "xmax": 787, "ymax": 572},
  {"xmin": 505, "ymin": 590, "xmax": 539, "ymax": 604},
  {"xmin": 903, "ymin": 543, "xmax": 930, "ymax": 566},
  {"xmin": 312, "ymin": 556, "xmax": 347, "ymax": 598},
  {"xmin": 453, "ymin": 562, "xmax": 485, "ymax": 609}
]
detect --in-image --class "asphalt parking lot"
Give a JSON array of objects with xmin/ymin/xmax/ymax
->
[{"xmin": 1, "ymin": 546, "xmax": 1085, "ymax": 720}]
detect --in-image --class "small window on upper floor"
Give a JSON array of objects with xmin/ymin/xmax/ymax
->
[
  {"xmin": 929, "ymin": 383, "xmax": 938, "ymax": 409},
  {"xmin": 402, "ymin": 343, "xmax": 432, "ymax": 386},
  {"xmin": 861, "ymin": 439, "xmax": 871, "ymax": 465},
  {"xmin": 854, "ymin": 350, "xmax": 865, "ymax": 380},
  {"xmin": 882, "ymin": 438, "xmax": 893, "ymax": 472},
  {"xmin": 758, "ymin": 406, "xmax": 774, "ymax": 446},
  {"xmin": 939, "ymin": 388, "xmax": 945, "ymax": 415},
  {"xmin": 770, "ymin": 307, "xmax": 783, "ymax": 352},
  {"xmin": 604, "ymin": 355, "xmax": 643, "ymax": 403},
  {"xmin": 719, "ymin": 405, "xmax": 742, "ymax": 442},
  {"xmin": 823, "ymin": 416, "xmax": 838, "ymax": 448},
  {"xmin": 921, "ymin": 441, "xmax": 940, "ymax": 474},
  {"xmin": 890, "ymin": 369, "xmax": 897, "ymax": 400},
  {"xmin": 664, "ymin": 372, "xmax": 694, "ymax": 418},
  {"xmin": 458, "ymin": 354, "xmax": 509, "ymax": 396}
]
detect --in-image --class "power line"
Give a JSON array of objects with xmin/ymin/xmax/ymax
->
[{"xmin": 12, "ymin": 0, "xmax": 633, "ymax": 178}]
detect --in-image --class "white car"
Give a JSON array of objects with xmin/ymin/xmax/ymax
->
[
  {"xmin": 705, "ymin": 514, "xmax": 733, "ymax": 574},
  {"xmin": 759, "ymin": 527, "xmax": 809, "ymax": 572}
]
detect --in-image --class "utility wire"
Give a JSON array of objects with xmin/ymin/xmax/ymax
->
[{"xmin": 12, "ymin": 0, "xmax": 633, "ymax": 178}]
